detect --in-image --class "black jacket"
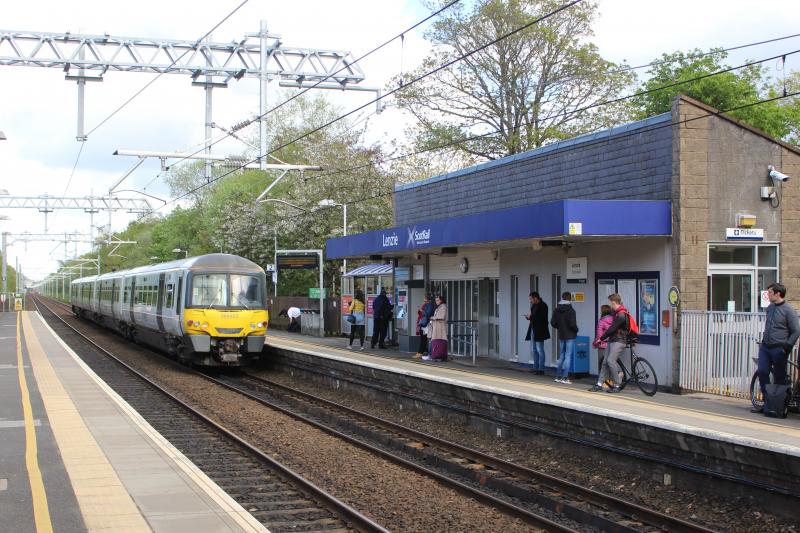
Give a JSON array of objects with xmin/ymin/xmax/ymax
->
[
  {"xmin": 762, "ymin": 300, "xmax": 800, "ymax": 351},
  {"xmin": 550, "ymin": 302, "xmax": 578, "ymax": 340},
  {"xmin": 525, "ymin": 301, "xmax": 551, "ymax": 341},
  {"xmin": 600, "ymin": 305, "xmax": 632, "ymax": 344},
  {"xmin": 372, "ymin": 293, "xmax": 392, "ymax": 321}
]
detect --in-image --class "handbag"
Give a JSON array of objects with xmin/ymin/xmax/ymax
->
[
  {"xmin": 423, "ymin": 323, "xmax": 433, "ymax": 337},
  {"xmin": 345, "ymin": 313, "xmax": 356, "ymax": 324}
]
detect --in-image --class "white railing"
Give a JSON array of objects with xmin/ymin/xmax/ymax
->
[
  {"xmin": 680, "ymin": 310, "xmax": 798, "ymax": 397},
  {"xmin": 448, "ymin": 320, "xmax": 478, "ymax": 366}
]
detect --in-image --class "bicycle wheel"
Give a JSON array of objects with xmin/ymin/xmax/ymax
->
[
  {"xmin": 750, "ymin": 372, "xmax": 764, "ymax": 411},
  {"xmin": 633, "ymin": 357, "xmax": 658, "ymax": 396}
]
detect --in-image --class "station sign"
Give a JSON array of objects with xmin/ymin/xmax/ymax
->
[
  {"xmin": 308, "ymin": 288, "xmax": 327, "ymax": 299},
  {"xmin": 276, "ymin": 255, "xmax": 319, "ymax": 270},
  {"xmin": 725, "ymin": 228, "xmax": 764, "ymax": 241}
]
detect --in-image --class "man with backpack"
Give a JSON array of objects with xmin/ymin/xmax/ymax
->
[
  {"xmin": 591, "ymin": 293, "xmax": 638, "ymax": 393},
  {"xmin": 754, "ymin": 283, "xmax": 799, "ymax": 416}
]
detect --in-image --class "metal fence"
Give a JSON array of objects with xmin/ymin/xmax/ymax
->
[
  {"xmin": 448, "ymin": 320, "xmax": 478, "ymax": 366},
  {"xmin": 679, "ymin": 310, "xmax": 798, "ymax": 397}
]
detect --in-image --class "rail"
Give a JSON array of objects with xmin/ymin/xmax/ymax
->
[
  {"xmin": 448, "ymin": 320, "xmax": 478, "ymax": 366},
  {"xmin": 679, "ymin": 310, "xmax": 799, "ymax": 397}
]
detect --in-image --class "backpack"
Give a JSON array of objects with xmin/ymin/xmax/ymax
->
[
  {"xmin": 763, "ymin": 384, "xmax": 791, "ymax": 418},
  {"xmin": 624, "ymin": 312, "xmax": 640, "ymax": 341}
]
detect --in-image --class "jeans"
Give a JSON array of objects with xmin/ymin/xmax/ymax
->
[
  {"xmin": 757, "ymin": 344, "xmax": 789, "ymax": 398},
  {"xmin": 555, "ymin": 339, "xmax": 574, "ymax": 378},
  {"xmin": 530, "ymin": 340, "xmax": 546, "ymax": 370}
]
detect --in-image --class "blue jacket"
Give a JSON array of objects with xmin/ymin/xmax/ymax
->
[{"xmin": 419, "ymin": 301, "xmax": 435, "ymax": 328}]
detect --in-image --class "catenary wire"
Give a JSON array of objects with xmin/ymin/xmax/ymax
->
[
  {"xmin": 62, "ymin": 141, "xmax": 86, "ymax": 196},
  {"xmin": 85, "ymin": 0, "xmax": 251, "ymax": 138},
  {"xmin": 152, "ymin": 0, "xmax": 464, "ymax": 173},
  {"xmin": 309, "ymin": 48, "xmax": 800, "ymax": 182},
  {"xmin": 141, "ymin": 0, "xmax": 585, "ymax": 213},
  {"xmin": 277, "ymin": 90, "xmax": 800, "ymax": 225},
  {"xmin": 158, "ymin": 46, "xmax": 800, "ymax": 204}
]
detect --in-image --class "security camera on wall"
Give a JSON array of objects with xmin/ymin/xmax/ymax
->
[
  {"xmin": 413, "ymin": 253, "xmax": 423, "ymax": 261},
  {"xmin": 768, "ymin": 165, "xmax": 790, "ymax": 182}
]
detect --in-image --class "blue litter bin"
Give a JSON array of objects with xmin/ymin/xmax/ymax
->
[{"xmin": 573, "ymin": 336, "xmax": 590, "ymax": 375}]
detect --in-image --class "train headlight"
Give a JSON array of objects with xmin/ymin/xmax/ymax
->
[
  {"xmin": 186, "ymin": 320, "xmax": 201, "ymax": 328},
  {"xmin": 249, "ymin": 323, "xmax": 255, "ymax": 330},
  {"xmin": 257, "ymin": 322, "xmax": 265, "ymax": 328},
  {"xmin": 201, "ymin": 322, "xmax": 208, "ymax": 329}
]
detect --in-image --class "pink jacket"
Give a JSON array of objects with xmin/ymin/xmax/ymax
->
[{"xmin": 593, "ymin": 314, "xmax": 614, "ymax": 349}]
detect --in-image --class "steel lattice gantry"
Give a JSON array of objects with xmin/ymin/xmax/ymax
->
[
  {"xmin": 0, "ymin": 24, "xmax": 370, "ymax": 174},
  {"xmin": 0, "ymin": 29, "xmax": 365, "ymax": 83},
  {"xmin": 0, "ymin": 195, "xmax": 151, "ymax": 212}
]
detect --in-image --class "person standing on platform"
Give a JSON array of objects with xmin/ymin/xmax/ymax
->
[
  {"xmin": 595, "ymin": 294, "xmax": 632, "ymax": 393},
  {"xmin": 550, "ymin": 291, "xmax": 578, "ymax": 384},
  {"xmin": 524, "ymin": 292, "xmax": 550, "ymax": 374},
  {"xmin": 424, "ymin": 294, "xmax": 448, "ymax": 361},
  {"xmin": 588, "ymin": 304, "xmax": 614, "ymax": 391},
  {"xmin": 371, "ymin": 288, "xmax": 392, "ymax": 349},
  {"xmin": 753, "ymin": 283, "xmax": 799, "ymax": 413},
  {"xmin": 347, "ymin": 290, "xmax": 366, "ymax": 351},
  {"xmin": 414, "ymin": 293, "xmax": 435, "ymax": 360}
]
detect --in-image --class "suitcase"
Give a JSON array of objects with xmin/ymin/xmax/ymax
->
[
  {"xmin": 764, "ymin": 384, "xmax": 791, "ymax": 418},
  {"xmin": 430, "ymin": 339, "xmax": 448, "ymax": 360}
]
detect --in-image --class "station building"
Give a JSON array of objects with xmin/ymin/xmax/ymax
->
[{"xmin": 326, "ymin": 96, "xmax": 800, "ymax": 389}]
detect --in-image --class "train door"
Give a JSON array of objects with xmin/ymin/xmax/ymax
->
[{"xmin": 156, "ymin": 273, "xmax": 166, "ymax": 332}]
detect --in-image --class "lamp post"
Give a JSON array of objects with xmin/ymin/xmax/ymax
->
[
  {"xmin": 172, "ymin": 248, "xmax": 189, "ymax": 258},
  {"xmin": 318, "ymin": 199, "xmax": 347, "ymax": 275}
]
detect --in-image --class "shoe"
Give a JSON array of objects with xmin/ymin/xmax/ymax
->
[
  {"xmin": 347, "ymin": 345, "xmax": 353, "ymax": 350},
  {"xmin": 413, "ymin": 353, "xmax": 422, "ymax": 360},
  {"xmin": 359, "ymin": 346, "xmax": 365, "ymax": 351},
  {"xmin": 554, "ymin": 377, "xmax": 563, "ymax": 383},
  {"xmin": 750, "ymin": 407, "xmax": 764, "ymax": 414},
  {"xmin": 588, "ymin": 384, "xmax": 604, "ymax": 392},
  {"xmin": 379, "ymin": 344, "xmax": 386, "ymax": 349},
  {"xmin": 606, "ymin": 386, "xmax": 621, "ymax": 393},
  {"xmin": 562, "ymin": 378, "xmax": 572, "ymax": 384},
  {"xmin": 421, "ymin": 355, "xmax": 431, "ymax": 361}
]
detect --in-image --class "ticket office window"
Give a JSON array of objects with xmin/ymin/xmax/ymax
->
[{"xmin": 707, "ymin": 244, "xmax": 779, "ymax": 312}]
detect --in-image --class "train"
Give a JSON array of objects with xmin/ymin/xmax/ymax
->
[{"xmin": 70, "ymin": 253, "xmax": 269, "ymax": 367}]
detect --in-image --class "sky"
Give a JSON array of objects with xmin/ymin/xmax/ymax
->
[{"xmin": 1, "ymin": 0, "xmax": 799, "ymax": 282}]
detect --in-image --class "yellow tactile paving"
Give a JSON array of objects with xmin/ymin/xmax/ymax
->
[{"xmin": 21, "ymin": 312, "xmax": 151, "ymax": 533}]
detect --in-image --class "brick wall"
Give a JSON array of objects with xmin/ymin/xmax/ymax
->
[{"xmin": 393, "ymin": 116, "xmax": 673, "ymax": 225}]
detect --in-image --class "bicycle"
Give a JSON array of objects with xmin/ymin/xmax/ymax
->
[
  {"xmin": 749, "ymin": 355, "xmax": 799, "ymax": 414},
  {"xmin": 615, "ymin": 341, "xmax": 659, "ymax": 396}
]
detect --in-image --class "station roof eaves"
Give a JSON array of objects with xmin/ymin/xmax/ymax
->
[{"xmin": 394, "ymin": 112, "xmax": 672, "ymax": 193}]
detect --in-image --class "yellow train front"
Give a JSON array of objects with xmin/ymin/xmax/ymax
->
[{"xmin": 71, "ymin": 253, "xmax": 269, "ymax": 367}]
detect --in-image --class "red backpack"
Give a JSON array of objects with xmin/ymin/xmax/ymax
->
[{"xmin": 624, "ymin": 312, "xmax": 640, "ymax": 339}]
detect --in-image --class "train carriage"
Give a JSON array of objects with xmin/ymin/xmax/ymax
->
[{"xmin": 71, "ymin": 253, "xmax": 268, "ymax": 367}]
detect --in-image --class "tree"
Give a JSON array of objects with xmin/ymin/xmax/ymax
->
[
  {"xmin": 632, "ymin": 49, "xmax": 799, "ymax": 144},
  {"xmin": 391, "ymin": 0, "xmax": 635, "ymax": 162}
]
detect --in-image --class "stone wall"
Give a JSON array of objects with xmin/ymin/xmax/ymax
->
[{"xmin": 780, "ymin": 146, "xmax": 800, "ymax": 307}]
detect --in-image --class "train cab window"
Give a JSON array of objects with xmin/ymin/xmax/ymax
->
[
  {"xmin": 191, "ymin": 274, "xmax": 227, "ymax": 307},
  {"xmin": 230, "ymin": 275, "xmax": 265, "ymax": 308}
]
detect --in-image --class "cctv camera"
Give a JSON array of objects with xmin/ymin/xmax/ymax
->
[{"xmin": 768, "ymin": 165, "xmax": 790, "ymax": 182}]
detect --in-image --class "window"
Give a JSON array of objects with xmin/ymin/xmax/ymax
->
[
  {"xmin": 165, "ymin": 283, "xmax": 174, "ymax": 308},
  {"xmin": 229, "ymin": 275, "xmax": 264, "ymax": 308},
  {"xmin": 595, "ymin": 272, "xmax": 660, "ymax": 345},
  {"xmin": 191, "ymin": 274, "xmax": 228, "ymax": 307},
  {"xmin": 708, "ymin": 244, "xmax": 779, "ymax": 312}
]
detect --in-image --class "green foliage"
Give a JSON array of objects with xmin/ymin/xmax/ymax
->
[
  {"xmin": 65, "ymin": 93, "xmax": 394, "ymax": 298},
  {"xmin": 633, "ymin": 49, "xmax": 799, "ymax": 144},
  {"xmin": 392, "ymin": 0, "xmax": 635, "ymax": 161}
]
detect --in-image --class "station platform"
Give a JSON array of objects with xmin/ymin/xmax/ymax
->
[
  {"xmin": 2, "ymin": 310, "xmax": 266, "ymax": 533},
  {"xmin": 265, "ymin": 330, "xmax": 800, "ymax": 508}
]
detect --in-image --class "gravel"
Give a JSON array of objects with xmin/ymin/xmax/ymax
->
[
  {"xmin": 52, "ymin": 311, "xmax": 535, "ymax": 532},
  {"xmin": 257, "ymin": 367, "xmax": 800, "ymax": 533}
]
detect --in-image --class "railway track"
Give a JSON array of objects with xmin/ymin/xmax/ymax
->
[
  {"xmin": 36, "ymin": 296, "xmax": 717, "ymax": 532},
  {"xmin": 212, "ymin": 372, "xmax": 717, "ymax": 533},
  {"xmin": 32, "ymin": 296, "xmax": 386, "ymax": 533}
]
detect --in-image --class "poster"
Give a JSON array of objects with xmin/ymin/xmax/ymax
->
[
  {"xmin": 638, "ymin": 279, "xmax": 658, "ymax": 335},
  {"xmin": 618, "ymin": 279, "xmax": 637, "ymax": 321}
]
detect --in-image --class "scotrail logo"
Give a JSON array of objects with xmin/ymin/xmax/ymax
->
[
  {"xmin": 406, "ymin": 226, "xmax": 431, "ymax": 248},
  {"xmin": 382, "ymin": 233, "xmax": 399, "ymax": 248}
]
